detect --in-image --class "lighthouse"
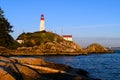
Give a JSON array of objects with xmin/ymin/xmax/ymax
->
[{"xmin": 40, "ymin": 14, "xmax": 45, "ymax": 31}]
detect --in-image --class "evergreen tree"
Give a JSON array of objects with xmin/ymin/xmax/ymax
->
[
  {"xmin": 0, "ymin": 8, "xmax": 13, "ymax": 33},
  {"xmin": 0, "ymin": 7, "xmax": 19, "ymax": 49},
  {"xmin": 0, "ymin": 7, "xmax": 4, "ymax": 18}
]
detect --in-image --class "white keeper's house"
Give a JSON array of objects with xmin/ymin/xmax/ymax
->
[{"xmin": 62, "ymin": 35, "xmax": 72, "ymax": 41}]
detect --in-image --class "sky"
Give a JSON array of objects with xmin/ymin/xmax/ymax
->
[{"xmin": 0, "ymin": 0, "xmax": 120, "ymax": 47}]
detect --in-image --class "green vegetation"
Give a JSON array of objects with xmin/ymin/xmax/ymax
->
[
  {"xmin": 17, "ymin": 31, "xmax": 63, "ymax": 47},
  {"xmin": 0, "ymin": 8, "xmax": 13, "ymax": 33},
  {"xmin": 0, "ymin": 7, "xmax": 20, "ymax": 49}
]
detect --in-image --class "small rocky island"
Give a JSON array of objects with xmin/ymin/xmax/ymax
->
[
  {"xmin": 0, "ymin": 31, "xmax": 113, "ymax": 56},
  {"xmin": 15, "ymin": 31, "xmax": 83, "ymax": 55}
]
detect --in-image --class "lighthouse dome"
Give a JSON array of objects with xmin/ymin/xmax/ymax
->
[{"xmin": 41, "ymin": 14, "xmax": 44, "ymax": 17}]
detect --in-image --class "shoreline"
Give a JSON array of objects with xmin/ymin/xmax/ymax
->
[
  {"xmin": 0, "ymin": 56, "xmax": 101, "ymax": 80},
  {"xmin": 0, "ymin": 51, "xmax": 114, "ymax": 57}
]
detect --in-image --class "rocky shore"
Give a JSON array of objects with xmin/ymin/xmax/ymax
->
[
  {"xmin": 0, "ymin": 31, "xmax": 113, "ymax": 56},
  {"xmin": 0, "ymin": 43, "xmax": 113, "ymax": 56},
  {"xmin": 0, "ymin": 56, "xmax": 101, "ymax": 80}
]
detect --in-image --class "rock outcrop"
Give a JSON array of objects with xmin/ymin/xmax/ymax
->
[
  {"xmin": 0, "ymin": 43, "xmax": 113, "ymax": 56},
  {"xmin": 13, "ymin": 40, "xmax": 83, "ymax": 55},
  {"xmin": 0, "ymin": 56, "xmax": 100, "ymax": 80},
  {"xmin": 84, "ymin": 43, "xmax": 113, "ymax": 53},
  {"xmin": 17, "ymin": 31, "xmax": 83, "ymax": 54},
  {"xmin": 0, "ymin": 31, "xmax": 83, "ymax": 55}
]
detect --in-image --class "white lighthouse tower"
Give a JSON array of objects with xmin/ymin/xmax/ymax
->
[{"xmin": 40, "ymin": 14, "xmax": 45, "ymax": 31}]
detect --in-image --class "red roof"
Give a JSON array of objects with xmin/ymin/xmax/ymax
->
[{"xmin": 62, "ymin": 35, "xmax": 72, "ymax": 37}]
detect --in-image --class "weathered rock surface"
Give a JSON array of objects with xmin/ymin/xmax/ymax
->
[
  {"xmin": 0, "ymin": 56, "xmax": 100, "ymax": 80},
  {"xmin": 14, "ymin": 41, "xmax": 83, "ymax": 55},
  {"xmin": 0, "ymin": 43, "xmax": 113, "ymax": 56}
]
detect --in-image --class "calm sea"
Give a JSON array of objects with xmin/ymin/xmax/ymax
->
[{"xmin": 41, "ymin": 51, "xmax": 120, "ymax": 80}]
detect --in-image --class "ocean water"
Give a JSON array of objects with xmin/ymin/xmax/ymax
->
[{"xmin": 42, "ymin": 51, "xmax": 120, "ymax": 80}]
